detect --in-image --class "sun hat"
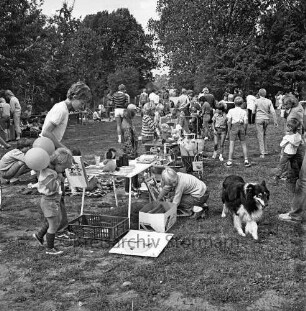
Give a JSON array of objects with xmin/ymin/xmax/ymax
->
[{"xmin": 127, "ymin": 104, "xmax": 137, "ymax": 110}]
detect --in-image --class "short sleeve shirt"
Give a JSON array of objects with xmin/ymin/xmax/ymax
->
[
  {"xmin": 212, "ymin": 113, "xmax": 227, "ymax": 129},
  {"xmin": 227, "ymin": 107, "xmax": 248, "ymax": 124},
  {"xmin": 0, "ymin": 149, "xmax": 25, "ymax": 171},
  {"xmin": 41, "ymin": 101, "xmax": 69, "ymax": 142}
]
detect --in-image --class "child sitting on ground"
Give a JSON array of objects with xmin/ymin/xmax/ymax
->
[
  {"xmin": 274, "ymin": 118, "xmax": 302, "ymax": 185},
  {"xmin": 0, "ymin": 138, "xmax": 32, "ymax": 183},
  {"xmin": 93, "ymin": 108, "xmax": 101, "ymax": 121},
  {"xmin": 33, "ymin": 148, "xmax": 73, "ymax": 255},
  {"xmin": 212, "ymin": 103, "xmax": 227, "ymax": 161}
]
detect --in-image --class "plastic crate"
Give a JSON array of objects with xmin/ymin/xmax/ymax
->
[{"xmin": 68, "ymin": 214, "xmax": 129, "ymax": 242}]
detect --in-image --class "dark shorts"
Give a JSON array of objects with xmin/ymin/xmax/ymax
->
[
  {"xmin": 229, "ymin": 123, "xmax": 246, "ymax": 141},
  {"xmin": 41, "ymin": 194, "xmax": 61, "ymax": 218},
  {"xmin": 215, "ymin": 128, "xmax": 227, "ymax": 135}
]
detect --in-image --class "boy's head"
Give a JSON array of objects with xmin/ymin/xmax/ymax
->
[
  {"xmin": 215, "ymin": 103, "xmax": 225, "ymax": 113},
  {"xmin": 0, "ymin": 97, "xmax": 6, "ymax": 104},
  {"xmin": 50, "ymin": 148, "xmax": 73, "ymax": 172},
  {"xmin": 234, "ymin": 96, "xmax": 243, "ymax": 107},
  {"xmin": 282, "ymin": 94, "xmax": 298, "ymax": 110},
  {"xmin": 105, "ymin": 148, "xmax": 116, "ymax": 159},
  {"xmin": 161, "ymin": 167, "xmax": 178, "ymax": 187},
  {"xmin": 67, "ymin": 82, "xmax": 92, "ymax": 110},
  {"xmin": 17, "ymin": 138, "xmax": 32, "ymax": 151},
  {"xmin": 118, "ymin": 84, "xmax": 126, "ymax": 92},
  {"xmin": 71, "ymin": 147, "xmax": 82, "ymax": 156},
  {"xmin": 286, "ymin": 118, "xmax": 300, "ymax": 133}
]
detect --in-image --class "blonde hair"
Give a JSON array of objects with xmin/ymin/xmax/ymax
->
[
  {"xmin": 50, "ymin": 148, "xmax": 73, "ymax": 167},
  {"xmin": 161, "ymin": 167, "xmax": 178, "ymax": 186}
]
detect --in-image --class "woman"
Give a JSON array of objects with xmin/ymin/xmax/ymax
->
[{"xmin": 121, "ymin": 104, "xmax": 139, "ymax": 194}]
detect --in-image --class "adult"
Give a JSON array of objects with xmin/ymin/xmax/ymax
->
[
  {"xmin": 224, "ymin": 94, "xmax": 235, "ymax": 113},
  {"xmin": 121, "ymin": 104, "xmax": 139, "ymax": 195},
  {"xmin": 246, "ymin": 91, "xmax": 256, "ymax": 124},
  {"xmin": 199, "ymin": 87, "xmax": 216, "ymax": 109},
  {"xmin": 41, "ymin": 82, "xmax": 92, "ymax": 149},
  {"xmin": 252, "ymin": 88, "xmax": 278, "ymax": 158},
  {"xmin": 157, "ymin": 167, "xmax": 209, "ymax": 217},
  {"xmin": 113, "ymin": 84, "xmax": 129, "ymax": 143},
  {"xmin": 5, "ymin": 90, "xmax": 22, "ymax": 140},
  {"xmin": 0, "ymin": 97, "xmax": 12, "ymax": 144},
  {"xmin": 40, "ymin": 81, "xmax": 91, "ymax": 236},
  {"xmin": 279, "ymin": 102, "xmax": 306, "ymax": 222},
  {"xmin": 149, "ymin": 89, "xmax": 160, "ymax": 106},
  {"xmin": 177, "ymin": 88, "xmax": 190, "ymax": 115},
  {"xmin": 139, "ymin": 88, "xmax": 149, "ymax": 108}
]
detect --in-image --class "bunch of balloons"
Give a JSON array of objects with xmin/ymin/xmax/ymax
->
[{"xmin": 25, "ymin": 137, "xmax": 55, "ymax": 171}]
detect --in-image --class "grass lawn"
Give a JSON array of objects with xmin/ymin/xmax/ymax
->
[{"xmin": 0, "ymin": 114, "xmax": 305, "ymax": 311}]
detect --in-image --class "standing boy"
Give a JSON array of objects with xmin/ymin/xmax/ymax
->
[{"xmin": 226, "ymin": 96, "xmax": 251, "ymax": 167}]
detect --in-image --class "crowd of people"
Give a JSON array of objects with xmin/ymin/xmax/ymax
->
[{"xmin": 0, "ymin": 81, "xmax": 305, "ymax": 255}]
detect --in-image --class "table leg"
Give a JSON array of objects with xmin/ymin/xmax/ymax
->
[
  {"xmin": 128, "ymin": 177, "xmax": 132, "ymax": 228},
  {"xmin": 113, "ymin": 178, "xmax": 118, "ymax": 209}
]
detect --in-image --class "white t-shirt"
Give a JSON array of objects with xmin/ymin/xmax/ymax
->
[
  {"xmin": 41, "ymin": 101, "xmax": 69, "ymax": 142},
  {"xmin": 227, "ymin": 107, "xmax": 248, "ymax": 124},
  {"xmin": 246, "ymin": 95, "xmax": 256, "ymax": 110},
  {"xmin": 149, "ymin": 92, "xmax": 160, "ymax": 104}
]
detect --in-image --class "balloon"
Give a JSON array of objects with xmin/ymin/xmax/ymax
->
[
  {"xmin": 25, "ymin": 148, "xmax": 50, "ymax": 171},
  {"xmin": 33, "ymin": 137, "xmax": 55, "ymax": 155}
]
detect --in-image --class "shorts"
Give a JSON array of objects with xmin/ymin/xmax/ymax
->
[
  {"xmin": 229, "ymin": 123, "xmax": 246, "ymax": 141},
  {"xmin": 41, "ymin": 194, "xmax": 61, "ymax": 218},
  {"xmin": 215, "ymin": 128, "xmax": 227, "ymax": 135},
  {"xmin": 114, "ymin": 108, "xmax": 125, "ymax": 118}
]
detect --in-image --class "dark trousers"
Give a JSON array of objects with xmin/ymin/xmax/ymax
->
[{"xmin": 247, "ymin": 109, "xmax": 255, "ymax": 124}]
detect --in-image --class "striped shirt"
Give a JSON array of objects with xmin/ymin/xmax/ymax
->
[
  {"xmin": 112, "ymin": 91, "xmax": 128, "ymax": 109},
  {"xmin": 141, "ymin": 114, "xmax": 156, "ymax": 138}
]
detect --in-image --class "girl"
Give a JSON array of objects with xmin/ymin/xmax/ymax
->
[
  {"xmin": 212, "ymin": 103, "xmax": 227, "ymax": 161},
  {"xmin": 33, "ymin": 148, "xmax": 73, "ymax": 255}
]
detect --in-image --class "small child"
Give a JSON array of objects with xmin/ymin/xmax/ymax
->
[
  {"xmin": 0, "ymin": 138, "xmax": 32, "ymax": 183},
  {"xmin": 33, "ymin": 148, "xmax": 73, "ymax": 255},
  {"xmin": 274, "ymin": 118, "xmax": 302, "ymax": 184},
  {"xmin": 102, "ymin": 148, "xmax": 117, "ymax": 172},
  {"xmin": 212, "ymin": 103, "xmax": 227, "ymax": 161},
  {"xmin": 93, "ymin": 108, "xmax": 101, "ymax": 121},
  {"xmin": 226, "ymin": 96, "xmax": 251, "ymax": 167}
]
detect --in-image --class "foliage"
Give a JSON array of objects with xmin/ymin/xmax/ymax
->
[{"xmin": 150, "ymin": 0, "xmax": 306, "ymax": 97}]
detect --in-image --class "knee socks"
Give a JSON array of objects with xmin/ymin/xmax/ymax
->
[{"xmin": 46, "ymin": 233, "xmax": 56, "ymax": 249}]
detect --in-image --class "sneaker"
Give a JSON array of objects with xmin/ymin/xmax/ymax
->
[
  {"xmin": 260, "ymin": 155, "xmax": 265, "ymax": 159},
  {"xmin": 204, "ymin": 137, "xmax": 209, "ymax": 141},
  {"xmin": 244, "ymin": 160, "xmax": 251, "ymax": 167},
  {"xmin": 212, "ymin": 151, "xmax": 217, "ymax": 159},
  {"xmin": 278, "ymin": 213, "xmax": 302, "ymax": 222},
  {"xmin": 45, "ymin": 248, "xmax": 63, "ymax": 255},
  {"xmin": 219, "ymin": 154, "xmax": 224, "ymax": 162},
  {"xmin": 225, "ymin": 161, "xmax": 233, "ymax": 167},
  {"xmin": 56, "ymin": 231, "xmax": 76, "ymax": 240},
  {"xmin": 33, "ymin": 233, "xmax": 44, "ymax": 246}
]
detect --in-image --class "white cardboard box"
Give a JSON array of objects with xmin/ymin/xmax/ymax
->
[{"xmin": 139, "ymin": 201, "xmax": 177, "ymax": 233}]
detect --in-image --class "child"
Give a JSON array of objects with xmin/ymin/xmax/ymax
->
[
  {"xmin": 33, "ymin": 148, "xmax": 73, "ymax": 255},
  {"xmin": 226, "ymin": 96, "xmax": 251, "ymax": 167},
  {"xmin": 200, "ymin": 98, "xmax": 212, "ymax": 140},
  {"xmin": 0, "ymin": 138, "xmax": 32, "ymax": 183},
  {"xmin": 274, "ymin": 118, "xmax": 302, "ymax": 185},
  {"xmin": 92, "ymin": 108, "xmax": 101, "ymax": 121},
  {"xmin": 102, "ymin": 148, "xmax": 117, "ymax": 172},
  {"xmin": 212, "ymin": 103, "xmax": 227, "ymax": 161}
]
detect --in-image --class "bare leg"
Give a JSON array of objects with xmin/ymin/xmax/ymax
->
[
  {"xmin": 241, "ymin": 141, "xmax": 249, "ymax": 160},
  {"xmin": 228, "ymin": 141, "xmax": 235, "ymax": 161}
]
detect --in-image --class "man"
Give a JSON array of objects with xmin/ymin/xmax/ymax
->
[
  {"xmin": 279, "ymin": 96, "xmax": 306, "ymax": 222},
  {"xmin": 139, "ymin": 88, "xmax": 148, "ymax": 108},
  {"xmin": 252, "ymin": 88, "xmax": 278, "ymax": 158},
  {"xmin": 149, "ymin": 89, "xmax": 160, "ymax": 105},
  {"xmin": 5, "ymin": 90, "xmax": 22, "ymax": 140},
  {"xmin": 112, "ymin": 84, "xmax": 129, "ymax": 143},
  {"xmin": 198, "ymin": 87, "xmax": 216, "ymax": 109},
  {"xmin": 177, "ymin": 88, "xmax": 190, "ymax": 115}
]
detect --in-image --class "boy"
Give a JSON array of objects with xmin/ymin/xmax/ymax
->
[
  {"xmin": 0, "ymin": 138, "xmax": 32, "ymax": 183},
  {"xmin": 274, "ymin": 118, "xmax": 302, "ymax": 185},
  {"xmin": 226, "ymin": 96, "xmax": 251, "ymax": 167},
  {"xmin": 212, "ymin": 103, "xmax": 227, "ymax": 161}
]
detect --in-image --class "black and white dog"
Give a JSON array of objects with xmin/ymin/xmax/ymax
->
[{"xmin": 221, "ymin": 175, "xmax": 270, "ymax": 240}]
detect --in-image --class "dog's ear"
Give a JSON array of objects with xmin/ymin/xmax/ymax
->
[{"xmin": 261, "ymin": 180, "xmax": 266, "ymax": 187}]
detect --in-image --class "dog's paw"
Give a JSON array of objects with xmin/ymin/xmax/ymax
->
[
  {"xmin": 221, "ymin": 212, "xmax": 226, "ymax": 218},
  {"xmin": 237, "ymin": 230, "xmax": 246, "ymax": 237}
]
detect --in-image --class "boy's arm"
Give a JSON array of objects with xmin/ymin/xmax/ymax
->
[{"xmin": 41, "ymin": 122, "xmax": 67, "ymax": 149}]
